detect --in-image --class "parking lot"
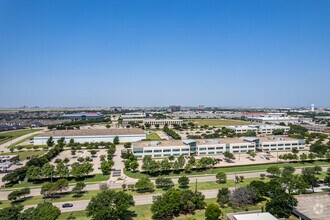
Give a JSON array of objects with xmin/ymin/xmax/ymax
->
[{"xmin": 295, "ymin": 193, "xmax": 330, "ymax": 220}]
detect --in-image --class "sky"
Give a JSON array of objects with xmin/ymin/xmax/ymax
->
[{"xmin": 0, "ymin": 0, "xmax": 329, "ymax": 108}]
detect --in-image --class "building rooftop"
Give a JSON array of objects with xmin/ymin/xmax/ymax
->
[
  {"xmin": 258, "ymin": 136, "xmax": 299, "ymax": 142},
  {"xmin": 231, "ymin": 212, "xmax": 277, "ymax": 220},
  {"xmin": 37, "ymin": 128, "xmax": 145, "ymax": 137}
]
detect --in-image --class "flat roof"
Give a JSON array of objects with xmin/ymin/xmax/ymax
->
[
  {"xmin": 258, "ymin": 136, "xmax": 300, "ymax": 142},
  {"xmin": 232, "ymin": 212, "xmax": 277, "ymax": 220},
  {"xmin": 133, "ymin": 137, "xmax": 253, "ymax": 148},
  {"xmin": 37, "ymin": 128, "xmax": 145, "ymax": 137}
]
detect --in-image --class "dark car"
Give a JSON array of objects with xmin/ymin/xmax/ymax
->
[{"xmin": 62, "ymin": 203, "xmax": 73, "ymax": 208}]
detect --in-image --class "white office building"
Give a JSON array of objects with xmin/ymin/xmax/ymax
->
[
  {"xmin": 120, "ymin": 112, "xmax": 146, "ymax": 119},
  {"xmin": 122, "ymin": 118, "xmax": 183, "ymax": 126},
  {"xmin": 132, "ymin": 138, "xmax": 256, "ymax": 159},
  {"xmin": 226, "ymin": 125, "xmax": 290, "ymax": 134},
  {"xmin": 243, "ymin": 136, "xmax": 305, "ymax": 151}
]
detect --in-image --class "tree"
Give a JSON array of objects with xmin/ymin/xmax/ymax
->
[
  {"xmin": 178, "ymin": 176, "xmax": 190, "ymax": 188},
  {"xmin": 266, "ymin": 166, "xmax": 280, "ymax": 177},
  {"xmin": 20, "ymin": 202, "xmax": 61, "ymax": 220},
  {"xmin": 302, "ymin": 167, "xmax": 318, "ymax": 192},
  {"xmin": 72, "ymin": 181, "xmax": 86, "ymax": 195},
  {"xmin": 41, "ymin": 163, "xmax": 55, "ymax": 179},
  {"xmin": 124, "ymin": 143, "xmax": 132, "ymax": 148},
  {"xmin": 281, "ymin": 165, "xmax": 295, "ymax": 176},
  {"xmin": 230, "ymin": 187, "xmax": 254, "ymax": 208},
  {"xmin": 217, "ymin": 188, "xmax": 230, "ymax": 207},
  {"xmin": 41, "ymin": 182, "xmax": 58, "ymax": 198},
  {"xmin": 8, "ymin": 188, "xmax": 30, "ymax": 202},
  {"xmin": 300, "ymin": 153, "xmax": 308, "ymax": 161},
  {"xmin": 55, "ymin": 178, "xmax": 69, "ymax": 193},
  {"xmin": 99, "ymin": 183, "xmax": 109, "ymax": 190},
  {"xmin": 0, "ymin": 205, "xmax": 23, "ymax": 220},
  {"xmin": 160, "ymin": 159, "xmax": 171, "ymax": 172},
  {"xmin": 314, "ymin": 165, "xmax": 322, "ymax": 174},
  {"xmin": 89, "ymin": 150, "xmax": 97, "ymax": 157},
  {"xmin": 247, "ymin": 150, "xmax": 256, "ymax": 160},
  {"xmin": 216, "ymin": 172, "xmax": 227, "ymax": 183},
  {"xmin": 86, "ymin": 190, "xmax": 134, "ymax": 220},
  {"xmin": 46, "ymin": 136, "xmax": 54, "ymax": 147},
  {"xmin": 151, "ymin": 188, "xmax": 205, "ymax": 219},
  {"xmin": 177, "ymin": 155, "xmax": 185, "ymax": 168},
  {"xmin": 101, "ymin": 161, "xmax": 112, "ymax": 175},
  {"xmin": 223, "ymin": 152, "xmax": 235, "ymax": 160},
  {"xmin": 205, "ymin": 203, "xmax": 222, "ymax": 220},
  {"xmin": 291, "ymin": 147, "xmax": 299, "ymax": 154},
  {"xmin": 55, "ymin": 162, "xmax": 69, "ymax": 178},
  {"xmin": 130, "ymin": 160, "xmax": 139, "ymax": 171},
  {"xmin": 155, "ymin": 177, "xmax": 174, "ymax": 190},
  {"xmin": 106, "ymin": 124, "xmax": 111, "ymax": 129},
  {"xmin": 272, "ymin": 129, "xmax": 284, "ymax": 135},
  {"xmin": 266, "ymin": 191, "xmax": 297, "ymax": 218},
  {"xmin": 278, "ymin": 174, "xmax": 307, "ymax": 194},
  {"xmin": 113, "ymin": 136, "xmax": 120, "ymax": 145},
  {"xmin": 135, "ymin": 177, "xmax": 154, "ymax": 192},
  {"xmin": 26, "ymin": 165, "xmax": 41, "ymax": 180}
]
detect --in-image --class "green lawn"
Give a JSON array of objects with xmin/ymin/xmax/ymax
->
[
  {"xmin": 0, "ymin": 129, "xmax": 43, "ymax": 145},
  {"xmin": 57, "ymin": 198, "xmax": 264, "ymax": 220},
  {"xmin": 3, "ymin": 174, "xmax": 109, "ymax": 189},
  {"xmin": 146, "ymin": 132, "xmax": 162, "ymax": 141},
  {"xmin": 185, "ymin": 119, "xmax": 251, "ymax": 127},
  {"xmin": 124, "ymin": 160, "xmax": 330, "ymax": 179},
  {"xmin": 0, "ymin": 150, "xmax": 46, "ymax": 161}
]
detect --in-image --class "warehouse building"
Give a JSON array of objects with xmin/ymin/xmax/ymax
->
[
  {"xmin": 132, "ymin": 138, "xmax": 256, "ymax": 159},
  {"xmin": 62, "ymin": 112, "xmax": 103, "ymax": 119},
  {"xmin": 122, "ymin": 118, "xmax": 183, "ymax": 126},
  {"xmin": 226, "ymin": 124, "xmax": 290, "ymax": 134},
  {"xmin": 33, "ymin": 128, "xmax": 146, "ymax": 145}
]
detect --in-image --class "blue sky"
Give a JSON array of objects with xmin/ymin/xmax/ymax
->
[{"xmin": 0, "ymin": 0, "xmax": 329, "ymax": 108}]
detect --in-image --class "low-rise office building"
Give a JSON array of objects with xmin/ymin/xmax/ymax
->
[
  {"xmin": 132, "ymin": 138, "xmax": 256, "ymax": 159},
  {"xmin": 122, "ymin": 118, "xmax": 183, "ymax": 126},
  {"xmin": 226, "ymin": 125, "xmax": 290, "ymax": 134},
  {"xmin": 243, "ymin": 136, "xmax": 305, "ymax": 151},
  {"xmin": 120, "ymin": 112, "xmax": 146, "ymax": 119},
  {"xmin": 247, "ymin": 116, "xmax": 299, "ymax": 125},
  {"xmin": 33, "ymin": 128, "xmax": 146, "ymax": 145}
]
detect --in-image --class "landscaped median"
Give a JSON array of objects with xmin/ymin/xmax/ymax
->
[
  {"xmin": 0, "ymin": 176, "xmax": 269, "ymax": 209},
  {"xmin": 124, "ymin": 160, "xmax": 330, "ymax": 179}
]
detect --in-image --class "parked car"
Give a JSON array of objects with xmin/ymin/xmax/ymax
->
[{"xmin": 62, "ymin": 203, "xmax": 73, "ymax": 208}]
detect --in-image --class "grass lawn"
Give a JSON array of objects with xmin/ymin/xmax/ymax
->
[
  {"xmin": 0, "ymin": 129, "xmax": 43, "ymax": 145},
  {"xmin": 0, "ymin": 150, "xmax": 46, "ymax": 161},
  {"xmin": 124, "ymin": 160, "xmax": 330, "ymax": 179},
  {"xmin": 3, "ymin": 174, "xmax": 109, "ymax": 189},
  {"xmin": 57, "ymin": 198, "xmax": 265, "ymax": 220},
  {"xmin": 146, "ymin": 132, "xmax": 162, "ymax": 141},
  {"xmin": 185, "ymin": 119, "xmax": 251, "ymax": 127}
]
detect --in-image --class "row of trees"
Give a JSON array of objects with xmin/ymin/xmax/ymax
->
[
  {"xmin": 0, "ymin": 203, "xmax": 61, "ymax": 220},
  {"xmin": 163, "ymin": 125, "xmax": 181, "ymax": 140},
  {"xmin": 151, "ymin": 188, "xmax": 206, "ymax": 219},
  {"xmin": 3, "ymin": 142, "xmax": 64, "ymax": 184}
]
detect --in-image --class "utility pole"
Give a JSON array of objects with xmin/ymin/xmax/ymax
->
[{"xmin": 195, "ymin": 178, "xmax": 197, "ymax": 193}]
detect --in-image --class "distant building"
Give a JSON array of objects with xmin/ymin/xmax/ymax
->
[
  {"xmin": 120, "ymin": 112, "xmax": 146, "ymax": 119},
  {"xmin": 62, "ymin": 112, "xmax": 103, "ymax": 119},
  {"xmin": 226, "ymin": 124, "xmax": 290, "ymax": 134},
  {"xmin": 122, "ymin": 118, "xmax": 183, "ymax": 126},
  {"xmin": 33, "ymin": 128, "xmax": 146, "ymax": 145},
  {"xmin": 169, "ymin": 105, "xmax": 181, "ymax": 112},
  {"xmin": 247, "ymin": 116, "xmax": 299, "ymax": 125}
]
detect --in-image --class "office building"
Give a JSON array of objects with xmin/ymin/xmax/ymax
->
[
  {"xmin": 33, "ymin": 128, "xmax": 146, "ymax": 145},
  {"xmin": 226, "ymin": 124, "xmax": 290, "ymax": 134},
  {"xmin": 122, "ymin": 118, "xmax": 183, "ymax": 126}
]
